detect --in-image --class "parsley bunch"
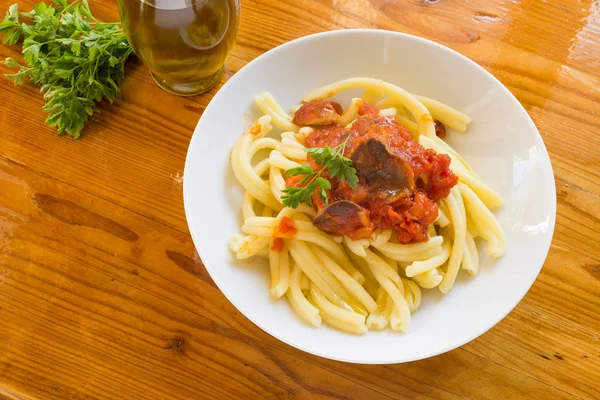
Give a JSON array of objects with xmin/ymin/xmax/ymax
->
[
  {"xmin": 281, "ymin": 136, "xmax": 359, "ymax": 208},
  {"xmin": 0, "ymin": 0, "xmax": 132, "ymax": 138}
]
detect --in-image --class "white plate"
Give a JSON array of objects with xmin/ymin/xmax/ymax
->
[{"xmin": 183, "ymin": 29, "xmax": 556, "ymax": 364}]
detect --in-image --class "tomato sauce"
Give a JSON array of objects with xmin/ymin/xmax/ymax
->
[
  {"xmin": 273, "ymin": 217, "xmax": 298, "ymax": 239},
  {"xmin": 358, "ymin": 102, "xmax": 379, "ymax": 116},
  {"xmin": 296, "ymin": 101, "xmax": 458, "ymax": 243},
  {"xmin": 271, "ymin": 237, "xmax": 285, "ymax": 252}
]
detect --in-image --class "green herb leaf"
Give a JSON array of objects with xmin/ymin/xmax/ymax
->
[
  {"xmin": 315, "ymin": 176, "xmax": 331, "ymax": 205},
  {"xmin": 281, "ymin": 135, "xmax": 359, "ymax": 208},
  {"xmin": 281, "ymin": 183, "xmax": 316, "ymax": 209},
  {"xmin": 315, "ymin": 177, "xmax": 331, "ymax": 190},
  {"xmin": 285, "ymin": 165, "xmax": 314, "ymax": 176},
  {"xmin": 0, "ymin": 3, "xmax": 22, "ymax": 45},
  {"xmin": 6, "ymin": 3, "xmax": 19, "ymax": 22},
  {"xmin": 327, "ymin": 155, "xmax": 358, "ymax": 189},
  {"xmin": 70, "ymin": 40, "xmax": 80, "ymax": 55},
  {"xmin": 0, "ymin": 0, "xmax": 132, "ymax": 138},
  {"xmin": 2, "ymin": 57, "xmax": 20, "ymax": 68}
]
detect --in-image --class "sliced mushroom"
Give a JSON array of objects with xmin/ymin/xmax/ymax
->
[
  {"xmin": 313, "ymin": 200, "xmax": 373, "ymax": 237},
  {"xmin": 434, "ymin": 120, "xmax": 447, "ymax": 138},
  {"xmin": 293, "ymin": 100, "xmax": 343, "ymax": 126},
  {"xmin": 350, "ymin": 137, "xmax": 415, "ymax": 195}
]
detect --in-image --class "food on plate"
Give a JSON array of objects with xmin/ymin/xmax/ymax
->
[{"xmin": 229, "ymin": 78, "xmax": 505, "ymax": 334}]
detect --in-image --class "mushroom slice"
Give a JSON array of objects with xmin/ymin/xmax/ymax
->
[
  {"xmin": 350, "ymin": 137, "xmax": 415, "ymax": 195},
  {"xmin": 293, "ymin": 100, "xmax": 343, "ymax": 126},
  {"xmin": 313, "ymin": 200, "xmax": 373, "ymax": 237}
]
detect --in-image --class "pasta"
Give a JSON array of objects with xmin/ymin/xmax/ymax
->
[{"xmin": 229, "ymin": 78, "xmax": 505, "ymax": 334}]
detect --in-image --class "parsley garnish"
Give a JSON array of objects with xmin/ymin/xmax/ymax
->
[
  {"xmin": 0, "ymin": 0, "xmax": 132, "ymax": 138},
  {"xmin": 281, "ymin": 135, "xmax": 359, "ymax": 208}
]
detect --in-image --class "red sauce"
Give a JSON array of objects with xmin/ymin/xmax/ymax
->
[
  {"xmin": 298, "ymin": 101, "xmax": 458, "ymax": 243},
  {"xmin": 305, "ymin": 124, "xmax": 346, "ymax": 149},
  {"xmin": 271, "ymin": 237, "xmax": 285, "ymax": 252},
  {"xmin": 358, "ymin": 102, "xmax": 380, "ymax": 116},
  {"xmin": 285, "ymin": 175, "xmax": 303, "ymax": 188},
  {"xmin": 273, "ymin": 217, "xmax": 298, "ymax": 239}
]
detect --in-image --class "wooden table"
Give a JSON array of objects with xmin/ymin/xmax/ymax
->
[{"xmin": 1, "ymin": 0, "xmax": 599, "ymax": 398}]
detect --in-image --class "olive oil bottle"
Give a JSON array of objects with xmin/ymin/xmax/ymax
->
[{"xmin": 119, "ymin": 0, "xmax": 240, "ymax": 95}]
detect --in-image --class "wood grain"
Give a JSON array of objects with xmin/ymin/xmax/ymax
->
[{"xmin": 1, "ymin": 0, "xmax": 599, "ymax": 399}]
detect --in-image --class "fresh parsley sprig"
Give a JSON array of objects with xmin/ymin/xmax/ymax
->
[
  {"xmin": 281, "ymin": 135, "xmax": 359, "ymax": 208},
  {"xmin": 0, "ymin": 4, "xmax": 21, "ymax": 45},
  {"xmin": 0, "ymin": 0, "xmax": 132, "ymax": 138}
]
